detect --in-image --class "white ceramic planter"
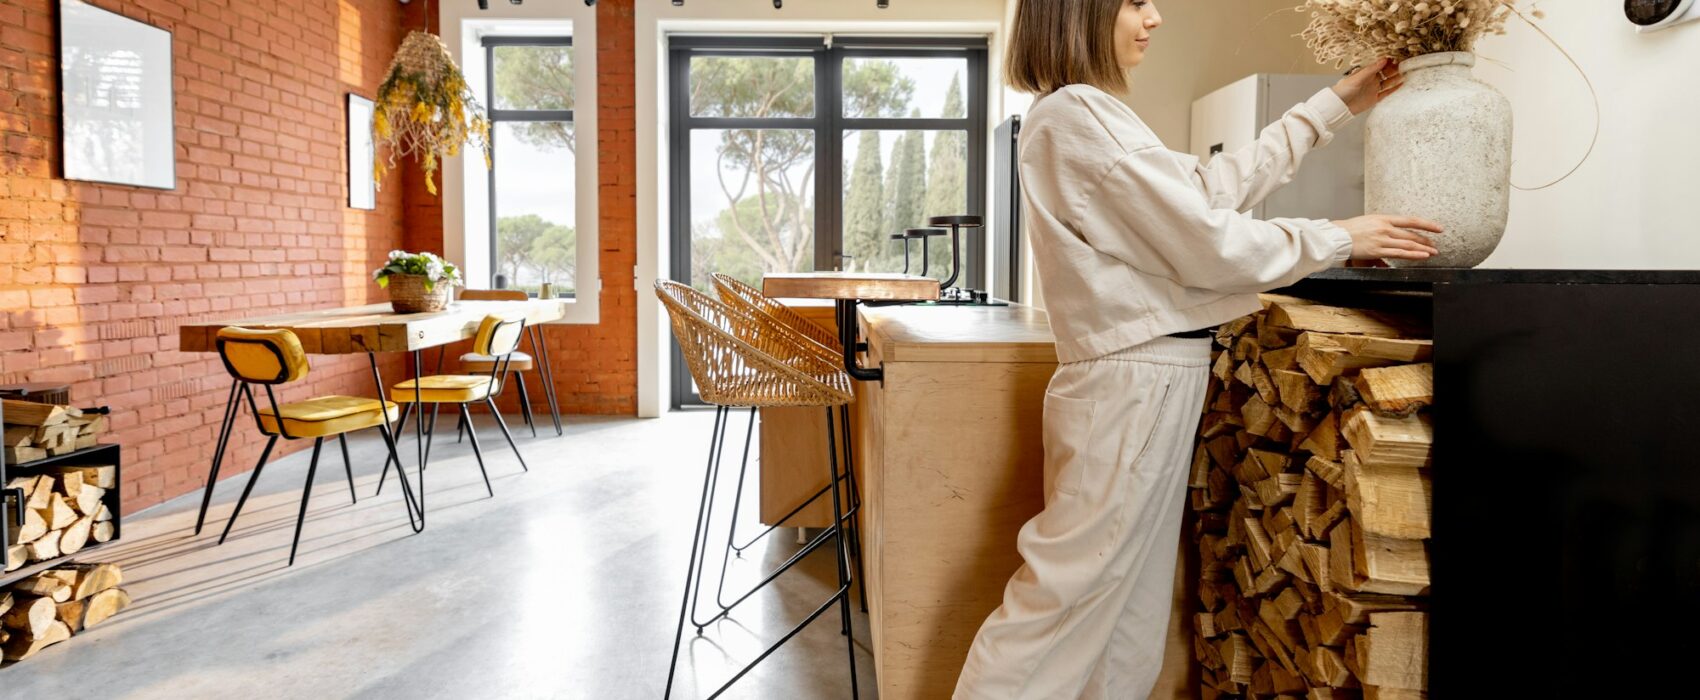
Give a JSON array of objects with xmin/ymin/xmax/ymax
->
[{"xmin": 1365, "ymin": 52, "xmax": 1513, "ymax": 268}]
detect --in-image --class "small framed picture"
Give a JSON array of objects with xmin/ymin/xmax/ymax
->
[
  {"xmin": 348, "ymin": 94, "xmax": 376, "ymax": 210},
  {"xmin": 59, "ymin": 0, "xmax": 175, "ymax": 189}
]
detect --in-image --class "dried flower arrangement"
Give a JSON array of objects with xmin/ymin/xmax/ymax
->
[
  {"xmin": 1298, "ymin": 0, "xmax": 1546, "ymax": 68},
  {"xmin": 373, "ymin": 32, "xmax": 492, "ymax": 196}
]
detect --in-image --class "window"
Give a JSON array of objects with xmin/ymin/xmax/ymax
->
[
  {"xmin": 485, "ymin": 36, "xmax": 577, "ymax": 298},
  {"xmin": 667, "ymin": 36, "xmax": 988, "ymax": 404}
]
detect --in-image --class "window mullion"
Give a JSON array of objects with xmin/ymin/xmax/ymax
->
[{"xmin": 817, "ymin": 47, "xmax": 841, "ymax": 273}]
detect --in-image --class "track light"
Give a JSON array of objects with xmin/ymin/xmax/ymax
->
[
  {"xmin": 774, "ymin": 0, "xmax": 782, "ymax": 7},
  {"xmin": 878, "ymin": 0, "xmax": 889, "ymax": 6}
]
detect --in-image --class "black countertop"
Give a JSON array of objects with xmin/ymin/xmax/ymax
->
[{"xmin": 1309, "ymin": 267, "xmax": 1700, "ymax": 285}]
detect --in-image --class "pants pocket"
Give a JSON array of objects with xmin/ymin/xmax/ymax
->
[{"xmin": 1043, "ymin": 391, "xmax": 1098, "ymax": 496}]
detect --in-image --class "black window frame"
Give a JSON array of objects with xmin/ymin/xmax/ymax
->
[
  {"xmin": 666, "ymin": 35, "xmax": 989, "ymax": 407},
  {"xmin": 484, "ymin": 35, "xmax": 576, "ymax": 294}
]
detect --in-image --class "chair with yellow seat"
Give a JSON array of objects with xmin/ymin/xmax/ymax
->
[
  {"xmin": 212, "ymin": 327, "xmax": 415, "ymax": 566},
  {"xmin": 376, "ymin": 314, "xmax": 530, "ymax": 498},
  {"xmin": 456, "ymin": 289, "xmax": 563, "ymax": 438}
]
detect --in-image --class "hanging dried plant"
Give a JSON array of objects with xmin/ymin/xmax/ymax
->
[
  {"xmin": 1298, "ymin": 0, "xmax": 1546, "ymax": 68},
  {"xmin": 373, "ymin": 31, "xmax": 492, "ymax": 195}
]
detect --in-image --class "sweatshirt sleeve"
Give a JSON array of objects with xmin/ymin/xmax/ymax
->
[
  {"xmin": 1186, "ymin": 88, "xmax": 1355, "ymax": 213},
  {"xmin": 1071, "ymin": 141, "xmax": 1354, "ymax": 295}
]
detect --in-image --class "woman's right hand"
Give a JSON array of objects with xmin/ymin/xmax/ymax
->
[{"xmin": 1333, "ymin": 215, "xmax": 1443, "ymax": 262}]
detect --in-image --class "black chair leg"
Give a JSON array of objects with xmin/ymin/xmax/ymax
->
[
  {"xmin": 422, "ymin": 403, "xmax": 440, "ymax": 470},
  {"xmin": 459, "ymin": 404, "xmax": 495, "ymax": 497},
  {"xmin": 456, "ymin": 409, "xmax": 467, "ymax": 444},
  {"xmin": 287, "ymin": 437, "xmax": 325, "ymax": 567},
  {"xmin": 218, "ymin": 435, "xmax": 279, "ymax": 545},
  {"xmin": 485, "ymin": 398, "xmax": 529, "ymax": 472},
  {"xmin": 514, "ymin": 371, "xmax": 537, "ymax": 438},
  {"xmin": 338, "ymin": 433, "xmax": 357, "ymax": 505},
  {"xmin": 195, "ymin": 380, "xmax": 242, "ymax": 535},
  {"xmin": 840, "ymin": 404, "xmax": 868, "ymax": 613},
  {"xmin": 375, "ymin": 401, "xmax": 415, "ymax": 497},
  {"xmin": 528, "ymin": 325, "xmax": 564, "ymax": 436},
  {"xmin": 825, "ymin": 407, "xmax": 861, "ymax": 697}
]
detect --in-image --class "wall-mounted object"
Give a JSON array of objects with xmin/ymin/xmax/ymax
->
[
  {"xmin": 1190, "ymin": 73, "xmax": 1364, "ymax": 222},
  {"xmin": 58, "ymin": 0, "xmax": 175, "ymax": 190},
  {"xmin": 1627, "ymin": 0, "xmax": 1700, "ymax": 32},
  {"xmin": 348, "ymin": 94, "xmax": 377, "ymax": 210}
]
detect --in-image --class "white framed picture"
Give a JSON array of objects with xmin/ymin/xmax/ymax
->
[
  {"xmin": 348, "ymin": 94, "xmax": 376, "ymax": 210},
  {"xmin": 58, "ymin": 0, "xmax": 175, "ymax": 189}
]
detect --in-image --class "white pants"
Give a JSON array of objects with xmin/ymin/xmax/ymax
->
[{"xmin": 955, "ymin": 336, "xmax": 1213, "ymax": 700}]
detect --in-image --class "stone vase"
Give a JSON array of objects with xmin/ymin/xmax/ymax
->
[{"xmin": 1365, "ymin": 52, "xmax": 1512, "ymax": 268}]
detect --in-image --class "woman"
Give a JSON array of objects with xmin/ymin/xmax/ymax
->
[{"xmin": 954, "ymin": 1, "xmax": 1440, "ymax": 698}]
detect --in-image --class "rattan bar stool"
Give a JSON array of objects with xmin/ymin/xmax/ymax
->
[
  {"xmin": 657, "ymin": 280, "xmax": 860, "ymax": 700},
  {"xmin": 709, "ymin": 273, "xmax": 869, "ymax": 612}
]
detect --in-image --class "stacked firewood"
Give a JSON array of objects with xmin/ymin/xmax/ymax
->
[
  {"xmin": 4, "ymin": 468, "xmax": 118, "ymax": 573},
  {"xmin": 3, "ymin": 399, "xmax": 106, "ymax": 464},
  {"xmin": 0, "ymin": 563, "xmax": 130, "ymax": 662},
  {"xmin": 1189, "ymin": 295, "xmax": 1433, "ymax": 699}
]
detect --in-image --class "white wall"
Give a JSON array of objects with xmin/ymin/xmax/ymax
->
[
  {"xmin": 1475, "ymin": 7, "xmax": 1700, "ymax": 268},
  {"xmin": 636, "ymin": 0, "xmax": 1010, "ymax": 417}
]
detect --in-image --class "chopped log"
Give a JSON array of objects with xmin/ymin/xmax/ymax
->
[
  {"xmin": 57, "ymin": 470, "xmax": 85, "ymax": 500},
  {"xmin": 74, "ymin": 433, "xmax": 96, "ymax": 449},
  {"xmin": 27, "ymin": 530, "xmax": 61, "ymax": 561},
  {"xmin": 1301, "ymin": 543, "xmax": 1334, "ymax": 596},
  {"xmin": 72, "ymin": 485, "xmax": 104, "ymax": 516},
  {"xmin": 93, "ymin": 502, "xmax": 113, "ymax": 522},
  {"xmin": 0, "ymin": 592, "xmax": 9, "ymax": 619},
  {"xmin": 1263, "ymin": 346, "xmax": 1301, "ymax": 372},
  {"xmin": 1219, "ymin": 633, "xmax": 1255, "ymax": 685},
  {"xmin": 1197, "ymin": 612, "xmax": 1219, "ymax": 639},
  {"xmin": 55, "ymin": 599, "xmax": 86, "ymax": 633},
  {"xmin": 1343, "ymin": 451, "xmax": 1432, "ymax": 540},
  {"xmin": 1216, "ymin": 316, "xmax": 1256, "ymax": 348},
  {"xmin": 1300, "ymin": 412, "xmax": 1343, "ymax": 461},
  {"xmin": 5, "ymin": 446, "xmax": 47, "ymax": 464},
  {"xmin": 1275, "ymin": 587, "xmax": 1307, "ymax": 620},
  {"xmin": 34, "ymin": 425, "xmax": 74, "ymax": 450},
  {"xmin": 67, "ymin": 466, "xmax": 117, "ymax": 490},
  {"xmin": 1274, "ymin": 369, "xmax": 1324, "ymax": 412},
  {"xmin": 1342, "ymin": 409, "xmax": 1433, "ymax": 469},
  {"xmin": 13, "ymin": 570, "xmax": 77, "ymax": 599},
  {"xmin": 81, "ymin": 588, "xmax": 130, "ymax": 629},
  {"xmin": 9, "ymin": 506, "xmax": 46, "ymax": 545},
  {"xmin": 1362, "ymin": 612, "xmax": 1427, "ymax": 691},
  {"xmin": 1, "ymin": 620, "xmax": 71, "ymax": 661},
  {"xmin": 1234, "ymin": 361, "xmax": 1257, "ymax": 389},
  {"xmin": 1354, "ymin": 529, "xmax": 1432, "ymax": 597},
  {"xmin": 67, "ymin": 563, "xmax": 123, "ymax": 600},
  {"xmin": 1200, "ymin": 412, "xmax": 1239, "ymax": 439},
  {"xmin": 1, "ymin": 594, "xmax": 57, "ymax": 636},
  {"xmin": 91, "ymin": 521, "xmax": 115, "ymax": 544},
  {"xmin": 1355, "ymin": 364, "xmax": 1434, "ymax": 417},
  {"xmin": 2, "ymin": 425, "xmax": 34, "ymax": 447},
  {"xmin": 1205, "ymin": 436, "xmax": 1240, "ymax": 471},
  {"xmin": 58, "ymin": 517, "xmax": 93, "ymax": 555},
  {"xmin": 1314, "ymin": 499, "xmax": 1349, "ymax": 544},
  {"xmin": 5, "ymin": 545, "xmax": 26, "ymax": 572},
  {"xmin": 39, "ymin": 492, "xmax": 78, "ymax": 531},
  {"xmin": 1253, "ymin": 474, "xmax": 1303, "ymax": 508},
  {"xmin": 1296, "ymin": 472, "xmax": 1325, "ymax": 536},
  {"xmin": 17, "ymin": 475, "xmax": 52, "ymax": 510},
  {"xmin": 1235, "ymin": 335, "xmax": 1262, "ymax": 363},
  {"xmin": 1329, "ymin": 519, "xmax": 1359, "ymax": 593},
  {"xmin": 1213, "ymin": 350, "xmax": 1235, "ymax": 382},
  {"xmin": 1245, "ymin": 518, "xmax": 1275, "ymax": 570},
  {"xmin": 1362, "ymin": 687, "xmax": 1425, "ymax": 700},
  {"xmin": 1298, "ymin": 333, "xmax": 1401, "ymax": 385},
  {"xmin": 1259, "ymin": 315, "xmax": 1301, "ymax": 349},
  {"xmin": 1190, "ymin": 446, "xmax": 1213, "ymax": 488},
  {"xmin": 1313, "ymin": 646, "xmax": 1358, "ymax": 687},
  {"xmin": 1, "ymin": 399, "xmax": 69, "ymax": 427},
  {"xmin": 1260, "ymin": 600, "xmax": 1305, "ymax": 652},
  {"xmin": 1333, "ymin": 335, "xmax": 1434, "ymax": 362},
  {"xmin": 1275, "ymin": 405, "xmax": 1318, "ymax": 434},
  {"xmin": 1251, "ymin": 365, "xmax": 1279, "ymax": 405},
  {"xmin": 1305, "ymin": 456, "xmax": 1347, "ymax": 490},
  {"xmin": 1329, "ymin": 593, "xmax": 1424, "ymax": 625},
  {"xmin": 1268, "ymin": 302, "xmax": 1421, "ymax": 338}
]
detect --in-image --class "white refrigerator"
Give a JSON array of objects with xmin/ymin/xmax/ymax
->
[{"xmin": 1189, "ymin": 74, "xmax": 1365, "ymax": 222}]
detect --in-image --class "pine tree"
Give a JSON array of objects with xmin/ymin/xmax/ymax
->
[
  {"xmin": 923, "ymin": 74, "xmax": 968, "ymax": 278},
  {"xmin": 844, "ymin": 130, "xmax": 885, "ymax": 272}
]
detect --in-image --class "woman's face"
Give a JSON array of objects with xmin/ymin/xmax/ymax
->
[{"xmin": 1114, "ymin": 0, "xmax": 1163, "ymax": 69}]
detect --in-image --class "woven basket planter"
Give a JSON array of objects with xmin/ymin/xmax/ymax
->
[{"xmin": 387, "ymin": 274, "xmax": 452, "ymax": 314}]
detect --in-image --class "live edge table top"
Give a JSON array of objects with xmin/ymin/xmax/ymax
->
[{"xmin": 178, "ymin": 300, "xmax": 571, "ymax": 355}]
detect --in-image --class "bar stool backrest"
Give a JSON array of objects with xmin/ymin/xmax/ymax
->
[
  {"xmin": 710, "ymin": 273, "xmax": 842, "ymax": 355},
  {"xmin": 655, "ymin": 280, "xmax": 852, "ymax": 408},
  {"xmin": 461, "ymin": 289, "xmax": 529, "ymax": 302},
  {"xmin": 216, "ymin": 327, "xmax": 309, "ymax": 385}
]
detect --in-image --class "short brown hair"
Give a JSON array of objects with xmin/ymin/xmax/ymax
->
[{"xmin": 1005, "ymin": 0, "xmax": 1127, "ymax": 95}]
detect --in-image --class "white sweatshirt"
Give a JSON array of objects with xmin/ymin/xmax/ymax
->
[{"xmin": 1021, "ymin": 84, "xmax": 1357, "ymax": 363}]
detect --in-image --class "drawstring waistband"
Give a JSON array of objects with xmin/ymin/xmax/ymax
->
[{"xmin": 1088, "ymin": 335, "xmax": 1214, "ymax": 368}]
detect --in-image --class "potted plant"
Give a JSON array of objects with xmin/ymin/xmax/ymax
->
[
  {"xmin": 374, "ymin": 251, "xmax": 463, "ymax": 313},
  {"xmin": 1299, "ymin": 0, "xmax": 1544, "ymax": 268}
]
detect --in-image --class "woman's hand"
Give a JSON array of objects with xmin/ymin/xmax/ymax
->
[
  {"xmin": 1333, "ymin": 215, "xmax": 1443, "ymax": 262},
  {"xmin": 1332, "ymin": 57, "xmax": 1404, "ymax": 116}
]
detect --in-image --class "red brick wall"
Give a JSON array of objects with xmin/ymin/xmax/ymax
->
[
  {"xmin": 0, "ymin": 0, "xmax": 420, "ymax": 510},
  {"xmin": 413, "ymin": 0, "xmax": 639, "ymax": 417}
]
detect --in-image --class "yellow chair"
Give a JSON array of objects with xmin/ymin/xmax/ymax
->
[
  {"xmin": 376, "ymin": 314, "xmax": 530, "ymax": 498},
  {"xmin": 212, "ymin": 327, "xmax": 412, "ymax": 566},
  {"xmin": 455, "ymin": 289, "xmax": 563, "ymax": 438}
]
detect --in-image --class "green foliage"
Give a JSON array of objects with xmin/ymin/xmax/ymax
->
[
  {"xmin": 496, "ymin": 215, "xmax": 575, "ymax": 287},
  {"xmin": 373, "ymin": 250, "xmax": 462, "ymax": 292},
  {"xmin": 843, "ymin": 131, "xmax": 885, "ymax": 271},
  {"xmin": 493, "ymin": 45, "xmax": 577, "ymax": 152}
]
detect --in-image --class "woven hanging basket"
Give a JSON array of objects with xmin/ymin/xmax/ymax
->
[
  {"xmin": 373, "ymin": 31, "xmax": 491, "ymax": 196},
  {"xmin": 387, "ymin": 274, "xmax": 452, "ymax": 314}
]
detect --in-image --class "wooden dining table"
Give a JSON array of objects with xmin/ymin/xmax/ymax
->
[{"xmin": 179, "ymin": 299, "xmax": 571, "ymax": 531}]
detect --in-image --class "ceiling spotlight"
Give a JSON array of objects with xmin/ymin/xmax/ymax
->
[
  {"xmin": 774, "ymin": 0, "xmax": 782, "ymax": 7},
  {"xmin": 585, "ymin": 0, "xmax": 596, "ymax": 5},
  {"xmin": 477, "ymin": 0, "xmax": 487, "ymax": 8},
  {"xmin": 673, "ymin": 0, "xmax": 683, "ymax": 5},
  {"xmin": 878, "ymin": 0, "xmax": 889, "ymax": 6}
]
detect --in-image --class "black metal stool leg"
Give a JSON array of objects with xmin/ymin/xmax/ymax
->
[
  {"xmin": 513, "ymin": 370, "xmax": 537, "ymax": 438},
  {"xmin": 422, "ymin": 403, "xmax": 440, "ymax": 470},
  {"xmin": 825, "ymin": 407, "xmax": 861, "ymax": 697},
  {"xmin": 716, "ymin": 407, "xmax": 759, "ymax": 610},
  {"xmin": 195, "ymin": 380, "xmax": 242, "ymax": 535},
  {"xmin": 840, "ymin": 404, "xmax": 868, "ymax": 613},
  {"xmin": 529, "ymin": 325, "xmax": 564, "ymax": 436},
  {"xmin": 218, "ymin": 435, "xmax": 280, "ymax": 545},
  {"xmin": 665, "ymin": 406, "xmax": 727, "ymax": 700},
  {"xmin": 375, "ymin": 401, "xmax": 414, "ymax": 497},
  {"xmin": 459, "ymin": 404, "xmax": 495, "ymax": 497},
  {"xmin": 287, "ymin": 437, "xmax": 325, "ymax": 566},
  {"xmin": 485, "ymin": 398, "xmax": 529, "ymax": 472},
  {"xmin": 338, "ymin": 433, "xmax": 357, "ymax": 505}
]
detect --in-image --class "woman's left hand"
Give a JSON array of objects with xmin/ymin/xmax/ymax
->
[{"xmin": 1333, "ymin": 57, "xmax": 1404, "ymax": 116}]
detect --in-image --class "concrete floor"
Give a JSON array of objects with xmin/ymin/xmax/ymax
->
[{"xmin": 3, "ymin": 411, "xmax": 879, "ymax": 699}]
